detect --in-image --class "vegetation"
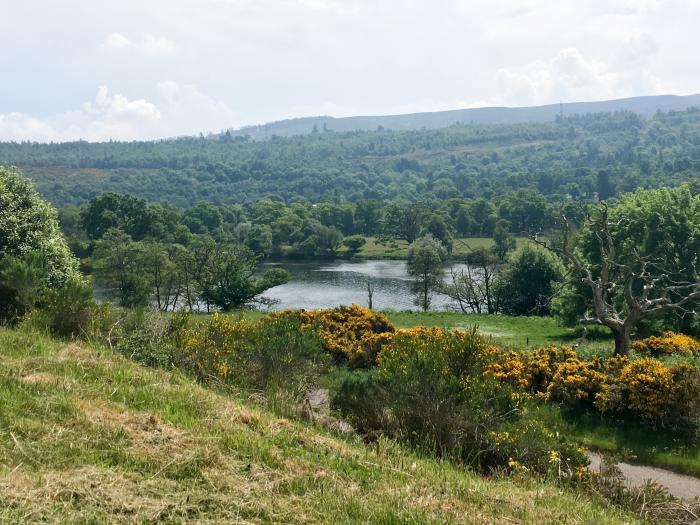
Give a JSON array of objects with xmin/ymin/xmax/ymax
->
[
  {"xmin": 3, "ymin": 107, "xmax": 700, "ymax": 522},
  {"xmin": 407, "ymin": 234, "xmax": 447, "ymax": 311},
  {"xmin": 0, "ymin": 326, "xmax": 646, "ymax": 524},
  {"xmin": 5, "ymin": 110, "xmax": 700, "ymax": 207},
  {"xmin": 0, "ymin": 166, "xmax": 82, "ymax": 324},
  {"xmin": 546, "ymin": 186, "xmax": 700, "ymax": 354}
]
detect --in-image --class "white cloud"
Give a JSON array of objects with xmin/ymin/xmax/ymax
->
[
  {"xmin": 103, "ymin": 32, "xmax": 175, "ymax": 53},
  {"xmin": 104, "ymin": 32, "xmax": 131, "ymax": 49},
  {"xmin": 0, "ymin": 84, "xmax": 236, "ymax": 142},
  {"xmin": 493, "ymin": 42, "xmax": 670, "ymax": 107},
  {"xmin": 3, "ymin": 0, "xmax": 699, "ymax": 140}
]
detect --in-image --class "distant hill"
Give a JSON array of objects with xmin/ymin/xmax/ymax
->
[{"xmin": 231, "ymin": 94, "xmax": 700, "ymax": 139}]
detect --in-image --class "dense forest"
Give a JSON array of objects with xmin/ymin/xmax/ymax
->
[{"xmin": 2, "ymin": 109, "xmax": 700, "ymax": 207}]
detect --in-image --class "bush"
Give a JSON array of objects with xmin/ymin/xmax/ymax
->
[
  {"xmin": 494, "ymin": 244, "xmax": 564, "ymax": 316},
  {"xmin": 546, "ymin": 356, "xmax": 606, "ymax": 406},
  {"xmin": 114, "ymin": 309, "xmax": 181, "ymax": 368},
  {"xmin": 32, "ymin": 278, "xmax": 96, "ymax": 338},
  {"xmin": 631, "ymin": 331, "xmax": 700, "ymax": 356},
  {"xmin": 182, "ymin": 312, "xmax": 328, "ymax": 397},
  {"xmin": 334, "ymin": 327, "xmax": 587, "ymax": 474},
  {"xmin": 290, "ymin": 304, "xmax": 395, "ymax": 367},
  {"xmin": 0, "ymin": 167, "xmax": 80, "ymax": 323},
  {"xmin": 486, "ymin": 346, "xmax": 700, "ymax": 427}
]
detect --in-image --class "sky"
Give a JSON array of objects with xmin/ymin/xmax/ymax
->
[{"xmin": 1, "ymin": 0, "xmax": 698, "ymax": 142}]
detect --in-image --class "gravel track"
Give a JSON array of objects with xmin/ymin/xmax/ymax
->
[{"xmin": 588, "ymin": 452, "xmax": 700, "ymax": 500}]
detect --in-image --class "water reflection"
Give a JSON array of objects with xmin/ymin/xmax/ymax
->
[{"xmin": 260, "ymin": 259, "xmax": 467, "ymax": 311}]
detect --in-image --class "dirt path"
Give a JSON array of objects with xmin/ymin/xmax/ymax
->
[{"xmin": 588, "ymin": 452, "xmax": 700, "ymax": 500}]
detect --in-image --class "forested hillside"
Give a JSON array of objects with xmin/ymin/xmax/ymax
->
[{"xmin": 2, "ymin": 109, "xmax": 700, "ymax": 207}]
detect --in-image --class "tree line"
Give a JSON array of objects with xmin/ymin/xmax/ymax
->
[{"xmin": 3, "ymin": 109, "xmax": 700, "ymax": 207}]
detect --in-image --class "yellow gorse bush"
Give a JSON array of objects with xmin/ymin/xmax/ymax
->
[
  {"xmin": 182, "ymin": 312, "xmax": 251, "ymax": 378},
  {"xmin": 546, "ymin": 356, "xmax": 606, "ymax": 404},
  {"xmin": 631, "ymin": 331, "xmax": 700, "ymax": 356},
  {"xmin": 618, "ymin": 358, "xmax": 673, "ymax": 418},
  {"xmin": 484, "ymin": 343, "xmax": 699, "ymax": 423},
  {"xmin": 284, "ymin": 304, "xmax": 396, "ymax": 367}
]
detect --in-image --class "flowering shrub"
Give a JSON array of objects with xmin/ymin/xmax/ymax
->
[
  {"xmin": 284, "ymin": 304, "xmax": 395, "ymax": 367},
  {"xmin": 335, "ymin": 327, "xmax": 587, "ymax": 474},
  {"xmin": 546, "ymin": 356, "xmax": 606, "ymax": 405},
  {"xmin": 483, "ymin": 345, "xmax": 578, "ymax": 394},
  {"xmin": 619, "ymin": 358, "xmax": 674, "ymax": 418},
  {"xmin": 181, "ymin": 312, "xmax": 327, "ymax": 393},
  {"xmin": 483, "ymin": 350, "xmax": 530, "ymax": 389},
  {"xmin": 631, "ymin": 332, "xmax": 700, "ymax": 356},
  {"xmin": 485, "ymin": 344, "xmax": 700, "ymax": 425}
]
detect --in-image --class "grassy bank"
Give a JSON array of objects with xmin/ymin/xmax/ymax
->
[
  {"xmin": 0, "ymin": 326, "xmax": 638, "ymax": 524},
  {"xmin": 346, "ymin": 236, "xmax": 528, "ymax": 260}
]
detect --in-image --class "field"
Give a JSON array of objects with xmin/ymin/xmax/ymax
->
[{"xmin": 0, "ymin": 326, "xmax": 638, "ymax": 524}]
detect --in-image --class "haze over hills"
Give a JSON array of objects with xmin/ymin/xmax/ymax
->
[{"xmin": 231, "ymin": 94, "xmax": 700, "ymax": 140}]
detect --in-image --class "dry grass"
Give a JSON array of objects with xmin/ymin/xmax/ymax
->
[{"xmin": 0, "ymin": 327, "xmax": 640, "ymax": 524}]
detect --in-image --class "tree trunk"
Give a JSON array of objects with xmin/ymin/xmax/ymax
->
[{"xmin": 612, "ymin": 325, "xmax": 631, "ymax": 356}]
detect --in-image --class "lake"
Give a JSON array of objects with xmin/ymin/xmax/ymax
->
[{"xmin": 259, "ymin": 259, "xmax": 468, "ymax": 311}]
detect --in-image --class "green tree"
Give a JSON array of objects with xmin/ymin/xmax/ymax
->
[
  {"xmin": 182, "ymin": 201, "xmax": 224, "ymax": 237},
  {"xmin": 93, "ymin": 229, "xmax": 152, "ymax": 308},
  {"xmin": 492, "ymin": 219, "xmax": 516, "ymax": 262},
  {"xmin": 495, "ymin": 244, "xmax": 564, "ymax": 316},
  {"xmin": 246, "ymin": 224, "xmax": 274, "ymax": 257},
  {"xmin": 407, "ymin": 234, "xmax": 447, "ymax": 311},
  {"xmin": 0, "ymin": 167, "xmax": 79, "ymax": 321},
  {"xmin": 549, "ymin": 187, "xmax": 700, "ymax": 354},
  {"xmin": 343, "ymin": 235, "xmax": 367, "ymax": 256},
  {"xmin": 81, "ymin": 192, "xmax": 151, "ymax": 240},
  {"xmin": 383, "ymin": 203, "xmax": 423, "ymax": 244},
  {"xmin": 199, "ymin": 244, "xmax": 289, "ymax": 310},
  {"xmin": 423, "ymin": 215, "xmax": 453, "ymax": 254}
]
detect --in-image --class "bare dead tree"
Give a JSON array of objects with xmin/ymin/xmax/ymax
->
[
  {"xmin": 533, "ymin": 203, "xmax": 700, "ymax": 355},
  {"xmin": 443, "ymin": 243, "xmax": 500, "ymax": 314},
  {"xmin": 366, "ymin": 277, "xmax": 375, "ymax": 310}
]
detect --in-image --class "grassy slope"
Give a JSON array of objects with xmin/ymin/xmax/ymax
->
[{"xmin": 0, "ymin": 327, "xmax": 637, "ymax": 524}]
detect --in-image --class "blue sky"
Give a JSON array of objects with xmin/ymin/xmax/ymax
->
[{"xmin": 1, "ymin": 0, "xmax": 697, "ymax": 141}]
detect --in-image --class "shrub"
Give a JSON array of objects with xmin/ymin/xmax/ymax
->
[
  {"xmin": 335, "ymin": 327, "xmax": 587, "ymax": 474},
  {"xmin": 483, "ymin": 345, "xmax": 578, "ymax": 394},
  {"xmin": 546, "ymin": 356, "xmax": 606, "ymax": 406},
  {"xmin": 182, "ymin": 312, "xmax": 328, "ymax": 397},
  {"xmin": 0, "ymin": 167, "xmax": 80, "ymax": 323},
  {"xmin": 32, "ymin": 277, "xmax": 96, "ymax": 338},
  {"xmin": 631, "ymin": 331, "xmax": 700, "ymax": 356},
  {"xmin": 330, "ymin": 369, "xmax": 387, "ymax": 432},
  {"xmin": 115, "ymin": 309, "xmax": 180, "ymax": 368},
  {"xmin": 486, "ymin": 345, "xmax": 700, "ymax": 427},
  {"xmin": 290, "ymin": 304, "xmax": 395, "ymax": 367},
  {"xmin": 494, "ymin": 244, "xmax": 564, "ymax": 316}
]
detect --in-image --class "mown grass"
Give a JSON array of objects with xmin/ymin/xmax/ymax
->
[
  {"xmin": 0, "ymin": 326, "xmax": 638, "ymax": 524},
  {"xmin": 348, "ymin": 236, "xmax": 528, "ymax": 260}
]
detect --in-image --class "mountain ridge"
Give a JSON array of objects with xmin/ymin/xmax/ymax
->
[{"xmin": 230, "ymin": 93, "xmax": 700, "ymax": 139}]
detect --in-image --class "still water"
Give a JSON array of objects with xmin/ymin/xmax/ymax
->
[{"xmin": 259, "ymin": 259, "xmax": 467, "ymax": 311}]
